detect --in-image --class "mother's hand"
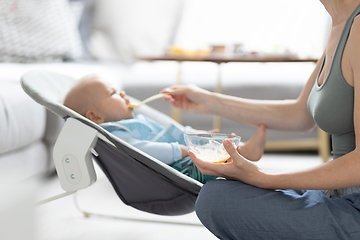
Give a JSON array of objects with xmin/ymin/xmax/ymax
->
[
  {"xmin": 161, "ymin": 84, "xmax": 210, "ymax": 114},
  {"xmin": 189, "ymin": 139, "xmax": 266, "ymax": 186}
]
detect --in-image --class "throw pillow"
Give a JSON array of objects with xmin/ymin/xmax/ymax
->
[{"xmin": 0, "ymin": 0, "xmax": 83, "ymax": 63}]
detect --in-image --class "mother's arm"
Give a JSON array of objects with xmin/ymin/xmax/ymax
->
[
  {"xmin": 202, "ymin": 55, "xmax": 326, "ymax": 132},
  {"xmin": 191, "ymin": 20, "xmax": 360, "ymax": 190},
  {"xmin": 163, "ymin": 54, "xmax": 325, "ymax": 133}
]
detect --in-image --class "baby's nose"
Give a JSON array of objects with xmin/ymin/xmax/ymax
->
[{"xmin": 119, "ymin": 91, "xmax": 126, "ymax": 97}]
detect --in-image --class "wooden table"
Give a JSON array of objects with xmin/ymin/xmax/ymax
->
[
  {"xmin": 137, "ymin": 54, "xmax": 330, "ymax": 162},
  {"xmin": 138, "ymin": 53, "xmax": 318, "ymax": 63}
]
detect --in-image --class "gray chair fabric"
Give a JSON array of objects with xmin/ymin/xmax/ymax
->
[{"xmin": 21, "ymin": 70, "xmax": 202, "ymax": 216}]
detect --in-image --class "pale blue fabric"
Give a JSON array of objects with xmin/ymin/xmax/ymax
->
[
  {"xmin": 101, "ymin": 114, "xmax": 192, "ymax": 164},
  {"xmin": 196, "ymin": 179, "xmax": 360, "ymax": 240}
]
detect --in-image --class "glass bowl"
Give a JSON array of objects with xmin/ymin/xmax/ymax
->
[{"xmin": 184, "ymin": 133, "xmax": 241, "ymax": 163}]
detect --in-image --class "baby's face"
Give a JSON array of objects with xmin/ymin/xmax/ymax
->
[{"xmin": 92, "ymin": 81, "xmax": 134, "ymax": 122}]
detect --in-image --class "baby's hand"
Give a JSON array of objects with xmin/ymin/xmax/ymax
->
[{"xmin": 180, "ymin": 145, "xmax": 189, "ymax": 158}]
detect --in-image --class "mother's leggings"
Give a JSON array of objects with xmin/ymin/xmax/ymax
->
[{"xmin": 195, "ymin": 179, "xmax": 360, "ymax": 240}]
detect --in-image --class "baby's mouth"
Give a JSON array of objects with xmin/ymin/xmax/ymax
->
[{"xmin": 127, "ymin": 103, "xmax": 138, "ymax": 108}]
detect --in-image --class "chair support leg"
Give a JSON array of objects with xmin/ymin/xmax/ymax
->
[{"xmin": 53, "ymin": 118, "xmax": 98, "ymax": 192}]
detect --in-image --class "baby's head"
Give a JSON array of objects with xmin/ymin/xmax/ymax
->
[{"xmin": 64, "ymin": 75, "xmax": 134, "ymax": 124}]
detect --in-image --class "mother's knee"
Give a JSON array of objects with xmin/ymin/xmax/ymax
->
[
  {"xmin": 195, "ymin": 179, "xmax": 271, "ymax": 221},
  {"xmin": 195, "ymin": 180, "xmax": 220, "ymax": 215},
  {"xmin": 195, "ymin": 179, "xmax": 245, "ymax": 220},
  {"xmin": 195, "ymin": 180, "xmax": 227, "ymax": 234}
]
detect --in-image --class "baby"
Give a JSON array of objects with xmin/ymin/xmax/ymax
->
[{"xmin": 64, "ymin": 75, "xmax": 267, "ymax": 183}]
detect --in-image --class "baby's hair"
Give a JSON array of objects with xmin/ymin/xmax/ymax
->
[
  {"xmin": 63, "ymin": 74, "xmax": 102, "ymax": 117},
  {"xmin": 78, "ymin": 74, "xmax": 100, "ymax": 83}
]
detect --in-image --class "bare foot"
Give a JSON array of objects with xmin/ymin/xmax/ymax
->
[{"xmin": 238, "ymin": 124, "xmax": 267, "ymax": 161}]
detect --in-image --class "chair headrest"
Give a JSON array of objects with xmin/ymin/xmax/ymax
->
[{"xmin": 21, "ymin": 70, "xmax": 77, "ymax": 119}]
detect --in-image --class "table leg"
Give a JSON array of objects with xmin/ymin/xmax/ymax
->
[
  {"xmin": 171, "ymin": 61, "xmax": 182, "ymax": 123},
  {"xmin": 318, "ymin": 128, "xmax": 330, "ymax": 162},
  {"xmin": 213, "ymin": 63, "xmax": 222, "ymax": 131}
]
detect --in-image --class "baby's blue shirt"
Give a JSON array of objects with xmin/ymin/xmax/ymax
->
[{"xmin": 100, "ymin": 114, "xmax": 192, "ymax": 165}]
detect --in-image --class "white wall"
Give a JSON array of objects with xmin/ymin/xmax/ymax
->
[{"xmin": 174, "ymin": 0, "xmax": 330, "ymax": 58}]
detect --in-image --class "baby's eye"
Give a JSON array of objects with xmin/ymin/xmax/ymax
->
[{"xmin": 110, "ymin": 90, "xmax": 116, "ymax": 96}]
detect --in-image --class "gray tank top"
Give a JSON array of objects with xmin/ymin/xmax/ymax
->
[{"xmin": 307, "ymin": 3, "xmax": 360, "ymax": 198}]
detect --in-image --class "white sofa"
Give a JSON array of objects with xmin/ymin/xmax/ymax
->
[
  {"xmin": 0, "ymin": 80, "xmax": 57, "ymax": 181},
  {"xmin": 0, "ymin": 0, "xmax": 330, "ymax": 185}
]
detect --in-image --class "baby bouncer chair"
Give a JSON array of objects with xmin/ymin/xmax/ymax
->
[{"xmin": 21, "ymin": 70, "xmax": 202, "ymax": 221}]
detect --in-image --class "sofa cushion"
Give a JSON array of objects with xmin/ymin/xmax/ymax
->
[
  {"xmin": 0, "ymin": 82, "xmax": 46, "ymax": 155},
  {"xmin": 0, "ymin": 0, "xmax": 83, "ymax": 62}
]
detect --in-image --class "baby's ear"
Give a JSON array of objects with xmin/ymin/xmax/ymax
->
[{"xmin": 86, "ymin": 110, "xmax": 104, "ymax": 124}]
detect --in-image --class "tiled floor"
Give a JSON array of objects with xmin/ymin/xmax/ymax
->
[{"xmin": 33, "ymin": 152, "xmax": 323, "ymax": 240}]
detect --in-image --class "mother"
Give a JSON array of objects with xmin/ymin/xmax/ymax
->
[{"xmin": 162, "ymin": 0, "xmax": 360, "ymax": 239}]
